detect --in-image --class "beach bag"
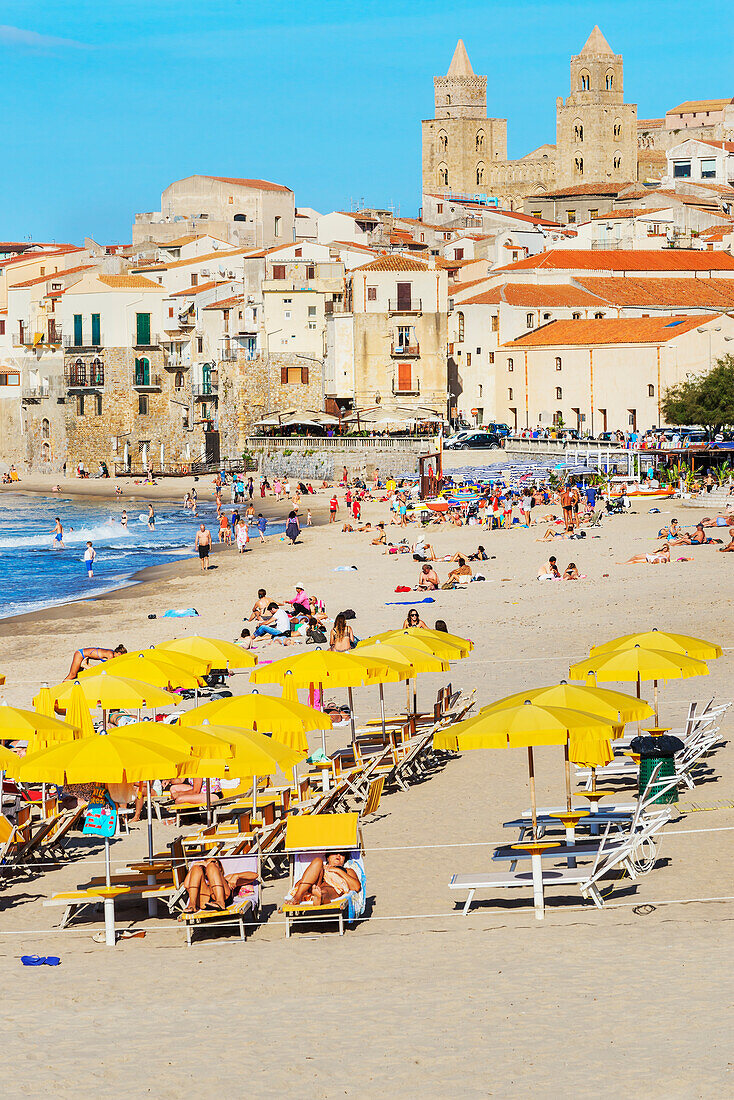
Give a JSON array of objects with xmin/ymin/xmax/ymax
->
[
  {"xmin": 83, "ymin": 790, "xmax": 117, "ymax": 839},
  {"xmin": 341, "ymin": 609, "xmax": 356, "ymax": 620},
  {"xmin": 306, "ymin": 628, "xmax": 327, "ymax": 645}
]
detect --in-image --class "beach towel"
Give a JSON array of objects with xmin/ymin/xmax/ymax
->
[
  {"xmin": 344, "ymin": 858, "xmax": 366, "ymax": 923},
  {"xmin": 385, "ymin": 597, "xmax": 435, "ymax": 605},
  {"xmin": 163, "ymin": 608, "xmax": 199, "ymax": 618},
  {"xmin": 332, "ymin": 566, "xmax": 358, "ymax": 572},
  {"xmin": 394, "ymin": 585, "xmax": 411, "ymax": 592}
]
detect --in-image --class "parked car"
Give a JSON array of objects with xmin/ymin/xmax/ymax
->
[
  {"xmin": 444, "ymin": 430, "xmax": 476, "ymax": 450},
  {"xmin": 484, "ymin": 421, "xmax": 512, "ymax": 438},
  {"xmin": 453, "ymin": 431, "xmax": 503, "ymax": 450}
]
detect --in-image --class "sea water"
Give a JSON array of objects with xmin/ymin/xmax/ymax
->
[{"xmin": 0, "ymin": 494, "xmax": 282, "ymax": 619}]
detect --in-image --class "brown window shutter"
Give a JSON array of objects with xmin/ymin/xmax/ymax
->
[
  {"xmin": 280, "ymin": 367, "xmax": 288, "ymax": 384},
  {"xmin": 301, "ymin": 366, "xmax": 309, "ymax": 384}
]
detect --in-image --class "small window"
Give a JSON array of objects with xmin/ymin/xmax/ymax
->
[
  {"xmin": 197, "ymin": 336, "xmax": 203, "ymax": 353},
  {"xmin": 42, "ymin": 417, "xmax": 50, "ymax": 439},
  {"xmin": 175, "ymin": 371, "xmax": 184, "ymax": 390},
  {"xmin": 491, "ymin": 315, "xmax": 499, "ymax": 332},
  {"xmin": 466, "ymin": 352, "xmax": 472, "ymax": 367},
  {"xmin": 531, "ymin": 211, "xmax": 542, "ymax": 218},
  {"xmin": 168, "ymin": 306, "xmax": 174, "ymax": 318},
  {"xmin": 613, "ymin": 121, "xmax": 621, "ymax": 139},
  {"xmin": 488, "ymin": 352, "xmax": 494, "ymax": 364},
  {"xmin": 138, "ymin": 394, "xmax": 149, "ymax": 415},
  {"xmin": 572, "ymin": 312, "xmax": 581, "ymax": 320},
  {"xmin": 648, "ymin": 384, "xmax": 655, "ymax": 397},
  {"xmin": 580, "ymin": 72, "xmax": 590, "ymax": 91},
  {"xmin": 308, "ymin": 322, "xmax": 317, "ymax": 330},
  {"xmin": 673, "ymin": 160, "xmax": 691, "ymax": 178},
  {"xmin": 274, "ymin": 216, "xmax": 282, "ymax": 237},
  {"xmin": 526, "ymin": 313, "xmax": 534, "ymax": 328},
  {"xmin": 476, "ymin": 347, "xmax": 481, "ymax": 355},
  {"xmin": 543, "ymin": 313, "xmax": 551, "ymax": 321},
  {"xmin": 454, "ymin": 248, "xmax": 464, "ymax": 261},
  {"xmin": 567, "ymin": 210, "xmax": 577, "ymax": 224},
  {"xmin": 556, "ymin": 387, "xmax": 563, "ymax": 400},
  {"xmin": 606, "ymin": 72, "xmax": 614, "ymax": 89},
  {"xmin": 700, "ymin": 158, "xmax": 716, "ymax": 179},
  {"xmin": 613, "ymin": 155, "xmax": 621, "ymax": 170},
  {"xmin": 93, "ymin": 394, "xmax": 102, "ymax": 416},
  {"xmin": 272, "ymin": 265, "xmax": 286, "ymax": 280},
  {"xmin": 507, "ymin": 358, "xmax": 514, "ymax": 372},
  {"xmin": 308, "ymin": 305, "xmax": 317, "ymax": 317},
  {"xmin": 77, "ymin": 394, "xmax": 85, "ymax": 415},
  {"xmin": 573, "ymin": 122, "xmax": 583, "ymax": 142},
  {"xmin": 574, "ymin": 155, "xmax": 583, "ymax": 175},
  {"xmin": 508, "ymin": 387, "xmax": 513, "ymax": 400},
  {"xmin": 457, "ymin": 312, "xmax": 465, "ymax": 341},
  {"xmin": 437, "ymin": 203, "xmax": 443, "ymax": 213},
  {"xmin": 191, "ymin": 273, "xmax": 198, "ymax": 286},
  {"xmin": 594, "ymin": 311, "xmax": 604, "ymax": 319},
  {"xmin": 0, "ymin": 320, "xmax": 5, "ymax": 335},
  {"xmin": 0, "ymin": 370, "xmax": 19, "ymax": 386},
  {"xmin": 478, "ymin": 384, "xmax": 483, "ymax": 397},
  {"xmin": 306, "ymin": 265, "xmax": 315, "ymax": 280},
  {"xmin": 367, "ymin": 287, "xmax": 377, "ymax": 301},
  {"xmin": 284, "ymin": 311, "xmax": 291, "ymax": 320},
  {"xmin": 555, "ymin": 357, "xmax": 562, "ymax": 371},
  {"xmin": 295, "ymin": 248, "xmax": 302, "ymax": 258},
  {"xmin": 589, "ymin": 209, "xmax": 599, "ymax": 219}
]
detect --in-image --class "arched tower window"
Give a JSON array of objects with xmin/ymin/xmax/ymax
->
[
  {"xmin": 613, "ymin": 153, "xmax": 621, "ymax": 170},
  {"xmin": 579, "ymin": 70, "xmax": 590, "ymax": 91},
  {"xmin": 573, "ymin": 121, "xmax": 584, "ymax": 142},
  {"xmin": 606, "ymin": 70, "xmax": 614, "ymax": 90},
  {"xmin": 445, "ymin": 94, "xmax": 451, "ymax": 105},
  {"xmin": 476, "ymin": 129, "xmax": 484, "ymax": 153},
  {"xmin": 41, "ymin": 417, "xmax": 50, "ymax": 439},
  {"xmin": 438, "ymin": 130, "xmax": 448, "ymax": 154},
  {"xmin": 574, "ymin": 156, "xmax": 584, "ymax": 176},
  {"xmin": 476, "ymin": 163, "xmax": 485, "ymax": 186},
  {"xmin": 438, "ymin": 165, "xmax": 449, "ymax": 187},
  {"xmin": 613, "ymin": 119, "xmax": 622, "ymax": 139}
]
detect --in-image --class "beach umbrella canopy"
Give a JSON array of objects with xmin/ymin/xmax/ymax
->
[
  {"xmin": 79, "ymin": 653, "xmax": 203, "ymax": 692},
  {"xmin": 108, "ymin": 721, "xmax": 236, "ymax": 760},
  {"xmin": 156, "ymin": 636, "xmax": 257, "ymax": 670},
  {"xmin": 12, "ymin": 733, "xmax": 187, "ymax": 784},
  {"xmin": 361, "ymin": 629, "xmax": 471, "ymax": 661},
  {"xmin": 250, "ymin": 651, "xmax": 382, "ymax": 689},
  {"xmin": 112, "ymin": 648, "xmax": 210, "ymax": 677},
  {"xmin": 482, "ymin": 683, "xmax": 654, "ymax": 725},
  {"xmin": 35, "ymin": 684, "xmax": 55, "ymax": 719},
  {"xmin": 0, "ymin": 744, "xmax": 20, "ymax": 770},
  {"xmin": 569, "ymin": 646, "xmax": 709, "ymax": 686},
  {"xmin": 354, "ymin": 642, "xmax": 449, "ymax": 677},
  {"xmin": 589, "ymin": 630, "xmax": 722, "ymax": 662},
  {"xmin": 178, "ymin": 692, "xmax": 331, "ymax": 755},
  {"xmin": 38, "ymin": 674, "xmax": 179, "ymax": 712},
  {"xmin": 0, "ymin": 705, "xmax": 81, "ymax": 744},
  {"xmin": 447, "ymin": 701, "xmax": 623, "ymax": 834},
  {"xmin": 64, "ymin": 681, "xmax": 96, "ymax": 740},
  {"xmin": 177, "ymin": 724, "xmax": 304, "ymax": 778}
]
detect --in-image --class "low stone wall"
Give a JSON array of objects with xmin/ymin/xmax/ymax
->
[{"xmin": 246, "ymin": 438, "xmax": 432, "ymax": 481}]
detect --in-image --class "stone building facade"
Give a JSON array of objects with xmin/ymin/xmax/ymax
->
[{"xmin": 555, "ymin": 26, "xmax": 637, "ymax": 190}]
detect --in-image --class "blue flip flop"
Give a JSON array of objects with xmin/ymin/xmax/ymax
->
[{"xmin": 21, "ymin": 955, "xmax": 61, "ymax": 966}]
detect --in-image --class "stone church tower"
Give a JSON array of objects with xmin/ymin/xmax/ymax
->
[
  {"xmin": 422, "ymin": 40, "xmax": 507, "ymax": 196},
  {"xmin": 555, "ymin": 26, "xmax": 637, "ymax": 189}
]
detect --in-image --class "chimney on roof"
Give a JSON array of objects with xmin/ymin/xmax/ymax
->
[{"xmin": 428, "ymin": 254, "xmax": 437, "ymax": 270}]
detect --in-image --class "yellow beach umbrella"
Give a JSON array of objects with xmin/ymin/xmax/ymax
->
[
  {"xmin": 156, "ymin": 636, "xmax": 257, "ymax": 669},
  {"xmin": 35, "ymin": 684, "xmax": 55, "ymax": 719},
  {"xmin": 482, "ymin": 683, "xmax": 654, "ymax": 726},
  {"xmin": 450, "ymin": 701, "xmax": 623, "ymax": 834},
  {"xmin": 38, "ymin": 673, "xmax": 179, "ymax": 714},
  {"xmin": 178, "ymin": 692, "xmax": 331, "ymax": 755},
  {"xmin": 569, "ymin": 645, "xmax": 708, "ymax": 722},
  {"xmin": 124, "ymin": 648, "xmax": 210, "ymax": 676},
  {"xmin": 355, "ymin": 641, "xmax": 450, "ymax": 736},
  {"xmin": 0, "ymin": 705, "xmax": 80, "ymax": 744},
  {"xmin": 80, "ymin": 653, "xmax": 203, "ymax": 691},
  {"xmin": 0, "ymin": 744, "xmax": 20, "ymax": 770},
  {"xmin": 64, "ymin": 681, "xmax": 96, "ymax": 740},
  {"xmin": 361, "ymin": 628, "xmax": 471, "ymax": 660},
  {"xmin": 590, "ymin": 630, "xmax": 722, "ymax": 662}
]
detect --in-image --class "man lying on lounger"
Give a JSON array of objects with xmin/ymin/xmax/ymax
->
[{"xmin": 284, "ymin": 852, "xmax": 361, "ymax": 907}]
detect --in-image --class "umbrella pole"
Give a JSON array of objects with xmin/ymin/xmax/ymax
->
[
  {"xmin": 103, "ymin": 836, "xmax": 116, "ymax": 947},
  {"xmin": 406, "ymin": 680, "xmax": 411, "ymax": 718},
  {"xmin": 380, "ymin": 684, "xmax": 387, "ymax": 741},
  {"xmin": 591, "ymin": 766, "xmax": 597, "ymax": 793},
  {"xmin": 637, "ymin": 674, "xmax": 642, "ymax": 736},
  {"xmin": 320, "ymin": 682, "xmax": 326, "ymax": 756},
  {"xmin": 252, "ymin": 775, "xmax": 258, "ymax": 819},
  {"xmin": 206, "ymin": 779, "xmax": 212, "ymax": 826},
  {"xmin": 348, "ymin": 686, "xmax": 356, "ymax": 746},
  {"xmin": 654, "ymin": 679, "xmax": 659, "ymax": 724},
  {"xmin": 412, "ymin": 678, "xmax": 417, "ymax": 717},
  {"xmin": 0, "ymin": 769, "xmax": 4, "ymax": 816},
  {"xmin": 527, "ymin": 746, "xmax": 538, "ymax": 839},
  {"xmin": 146, "ymin": 781, "xmax": 157, "ymax": 918},
  {"xmin": 564, "ymin": 743, "xmax": 572, "ymax": 811}
]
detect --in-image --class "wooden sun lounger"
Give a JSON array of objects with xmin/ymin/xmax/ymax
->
[{"xmin": 178, "ymin": 853, "xmax": 262, "ymax": 946}]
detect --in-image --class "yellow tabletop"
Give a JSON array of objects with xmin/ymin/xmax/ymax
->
[
  {"xmin": 548, "ymin": 811, "xmax": 590, "ymax": 826},
  {"xmin": 511, "ymin": 841, "xmax": 559, "ymax": 854},
  {"xmin": 577, "ymin": 790, "xmax": 615, "ymax": 805}
]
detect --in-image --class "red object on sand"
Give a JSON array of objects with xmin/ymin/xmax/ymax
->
[{"xmin": 426, "ymin": 500, "xmax": 449, "ymax": 513}]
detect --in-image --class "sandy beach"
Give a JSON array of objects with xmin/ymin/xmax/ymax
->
[{"xmin": 0, "ymin": 479, "xmax": 732, "ymax": 1098}]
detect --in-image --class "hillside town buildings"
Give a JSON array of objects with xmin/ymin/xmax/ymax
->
[{"xmin": 0, "ymin": 28, "xmax": 732, "ymax": 474}]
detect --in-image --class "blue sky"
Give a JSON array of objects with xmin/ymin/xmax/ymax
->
[{"xmin": 2, "ymin": 0, "xmax": 732, "ymax": 243}]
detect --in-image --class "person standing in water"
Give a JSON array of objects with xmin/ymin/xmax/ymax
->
[
  {"xmin": 84, "ymin": 541, "xmax": 96, "ymax": 579},
  {"xmin": 148, "ymin": 504, "xmax": 155, "ymax": 531},
  {"xmin": 121, "ymin": 510, "xmax": 128, "ymax": 528},
  {"xmin": 52, "ymin": 517, "xmax": 64, "ymax": 549}
]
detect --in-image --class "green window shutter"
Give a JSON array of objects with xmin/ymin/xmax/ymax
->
[
  {"xmin": 91, "ymin": 314, "xmax": 101, "ymax": 345},
  {"xmin": 73, "ymin": 315, "xmax": 83, "ymax": 346},
  {"xmin": 136, "ymin": 313, "xmax": 151, "ymax": 346}
]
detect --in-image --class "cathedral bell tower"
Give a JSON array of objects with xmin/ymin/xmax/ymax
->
[{"xmin": 555, "ymin": 26, "xmax": 637, "ymax": 188}]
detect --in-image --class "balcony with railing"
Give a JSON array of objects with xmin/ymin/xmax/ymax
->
[
  {"xmin": 192, "ymin": 377, "xmax": 219, "ymax": 399},
  {"xmin": 388, "ymin": 298, "xmax": 422, "ymax": 313},
  {"xmin": 65, "ymin": 363, "xmax": 105, "ymax": 389},
  {"xmin": 64, "ymin": 331, "xmax": 104, "ymax": 350},
  {"xmin": 21, "ymin": 382, "xmax": 50, "ymax": 401},
  {"xmin": 133, "ymin": 332, "xmax": 161, "ymax": 349},
  {"xmin": 133, "ymin": 368, "xmax": 162, "ymax": 390},
  {"xmin": 391, "ymin": 340, "xmax": 420, "ymax": 358},
  {"xmin": 391, "ymin": 374, "xmax": 420, "ymax": 396}
]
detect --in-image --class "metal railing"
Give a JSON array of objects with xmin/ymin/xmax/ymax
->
[
  {"xmin": 246, "ymin": 435, "xmax": 437, "ymax": 451},
  {"xmin": 133, "ymin": 372, "xmax": 162, "ymax": 389},
  {"xmin": 391, "ymin": 378, "xmax": 420, "ymax": 396},
  {"xmin": 391, "ymin": 342, "xmax": 420, "ymax": 357},
  {"xmin": 64, "ymin": 333, "xmax": 104, "ymax": 349},
  {"xmin": 21, "ymin": 384, "xmax": 50, "ymax": 400},
  {"xmin": 192, "ymin": 382, "xmax": 219, "ymax": 397},
  {"xmin": 387, "ymin": 298, "xmax": 422, "ymax": 313},
  {"xmin": 65, "ymin": 365, "xmax": 105, "ymax": 387}
]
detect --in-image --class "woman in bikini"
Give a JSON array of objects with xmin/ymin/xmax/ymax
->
[
  {"xmin": 403, "ymin": 608, "xmax": 428, "ymax": 629},
  {"xmin": 182, "ymin": 858, "xmax": 258, "ymax": 912},
  {"xmin": 285, "ymin": 852, "xmax": 360, "ymax": 907},
  {"xmin": 329, "ymin": 612, "xmax": 355, "ymax": 652}
]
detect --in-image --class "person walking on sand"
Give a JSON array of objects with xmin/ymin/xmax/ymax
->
[
  {"xmin": 147, "ymin": 504, "xmax": 155, "ymax": 531},
  {"xmin": 52, "ymin": 517, "xmax": 64, "ymax": 549},
  {"xmin": 84, "ymin": 541, "xmax": 96, "ymax": 579},
  {"xmin": 329, "ymin": 493, "xmax": 339, "ymax": 523},
  {"xmin": 195, "ymin": 523, "xmax": 212, "ymax": 571}
]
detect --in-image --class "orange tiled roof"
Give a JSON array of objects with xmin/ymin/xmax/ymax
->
[
  {"xmin": 355, "ymin": 255, "xmax": 436, "ymax": 272},
  {"xmin": 576, "ymin": 276, "xmax": 734, "ymax": 308},
  {"xmin": 668, "ymin": 98, "xmax": 734, "ymax": 114},
  {"xmin": 503, "ymin": 314, "xmax": 719, "ymax": 348},
  {"xmin": 494, "ymin": 248, "xmax": 734, "ymax": 273},
  {"xmin": 448, "ymin": 276, "xmax": 494, "ymax": 296},
  {"xmin": 205, "ymin": 176, "xmax": 293, "ymax": 193},
  {"xmin": 133, "ymin": 246, "xmax": 252, "ymax": 272},
  {"xmin": 97, "ymin": 275, "xmax": 163, "ymax": 289},
  {"xmin": 463, "ymin": 283, "xmax": 606, "ymax": 308},
  {"xmin": 532, "ymin": 182, "xmax": 635, "ymax": 199},
  {"xmin": 329, "ymin": 241, "xmax": 382, "ymax": 254},
  {"xmin": 9, "ymin": 264, "xmax": 95, "ymax": 288},
  {"xmin": 170, "ymin": 280, "xmax": 229, "ymax": 297},
  {"xmin": 203, "ymin": 295, "xmax": 246, "ymax": 310},
  {"xmin": 2, "ymin": 246, "xmax": 84, "ymax": 266},
  {"xmin": 638, "ymin": 118, "xmax": 665, "ymax": 129}
]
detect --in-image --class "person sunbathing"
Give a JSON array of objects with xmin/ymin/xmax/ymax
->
[
  {"xmin": 563, "ymin": 562, "xmax": 580, "ymax": 580},
  {"xmin": 537, "ymin": 525, "xmax": 568, "ymax": 541},
  {"xmin": 403, "ymin": 608, "xmax": 428, "ymax": 629},
  {"xmin": 182, "ymin": 858, "xmax": 258, "ymax": 912},
  {"xmin": 468, "ymin": 545, "xmax": 488, "ymax": 561},
  {"xmin": 618, "ymin": 545, "xmax": 671, "ymax": 565},
  {"xmin": 670, "ymin": 524, "xmax": 722, "ymax": 546},
  {"xmin": 700, "ymin": 515, "xmax": 734, "ymax": 528},
  {"xmin": 168, "ymin": 777, "xmax": 222, "ymax": 805},
  {"xmin": 658, "ymin": 519, "xmax": 681, "ymax": 539},
  {"xmin": 447, "ymin": 555, "xmax": 472, "ymax": 581},
  {"xmin": 417, "ymin": 563, "xmax": 439, "ymax": 590},
  {"xmin": 285, "ymin": 852, "xmax": 360, "ymax": 907},
  {"xmin": 718, "ymin": 527, "xmax": 734, "ymax": 552},
  {"xmin": 372, "ymin": 523, "xmax": 386, "ymax": 545}
]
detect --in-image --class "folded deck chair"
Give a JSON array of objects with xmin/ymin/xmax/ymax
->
[
  {"xmin": 177, "ymin": 852, "xmax": 262, "ymax": 946},
  {"xmin": 281, "ymin": 813, "xmax": 366, "ymax": 938}
]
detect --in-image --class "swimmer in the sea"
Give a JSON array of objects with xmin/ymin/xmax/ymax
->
[
  {"xmin": 52, "ymin": 517, "xmax": 64, "ymax": 549},
  {"xmin": 121, "ymin": 510, "xmax": 128, "ymax": 528},
  {"xmin": 148, "ymin": 504, "xmax": 155, "ymax": 531}
]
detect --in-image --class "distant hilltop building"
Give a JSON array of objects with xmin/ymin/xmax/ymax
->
[
  {"xmin": 133, "ymin": 175, "xmax": 295, "ymax": 253},
  {"xmin": 422, "ymin": 28, "xmax": 732, "ymax": 207}
]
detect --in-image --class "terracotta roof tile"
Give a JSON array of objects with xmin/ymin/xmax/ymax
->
[
  {"xmin": 203, "ymin": 295, "xmax": 245, "ymax": 310},
  {"xmin": 448, "ymin": 276, "xmax": 494, "ymax": 297},
  {"xmin": 2, "ymin": 246, "xmax": 83, "ymax": 266},
  {"xmin": 97, "ymin": 275, "xmax": 163, "ymax": 289},
  {"xmin": 205, "ymin": 176, "xmax": 292, "ymax": 193},
  {"xmin": 355, "ymin": 255, "xmax": 434, "ymax": 272},
  {"xmin": 494, "ymin": 248, "xmax": 734, "ymax": 273},
  {"xmin": 668, "ymin": 98, "xmax": 734, "ymax": 114},
  {"xmin": 503, "ymin": 315, "xmax": 719, "ymax": 348},
  {"xmin": 532, "ymin": 182, "xmax": 635, "ymax": 199},
  {"xmin": 170, "ymin": 280, "xmax": 229, "ymax": 297},
  {"xmin": 463, "ymin": 283, "xmax": 606, "ymax": 308},
  {"xmin": 133, "ymin": 246, "xmax": 251, "ymax": 272},
  {"xmin": 9, "ymin": 264, "xmax": 95, "ymax": 288},
  {"xmin": 576, "ymin": 276, "xmax": 734, "ymax": 308}
]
